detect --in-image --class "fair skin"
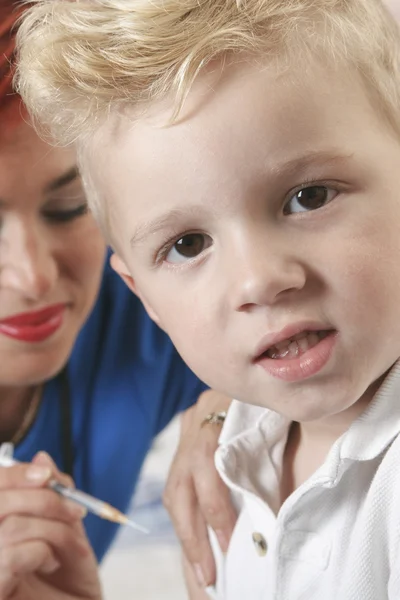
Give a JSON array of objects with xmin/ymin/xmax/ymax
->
[
  {"xmin": 0, "ymin": 118, "xmax": 230, "ymax": 596},
  {"xmin": 164, "ymin": 391, "xmax": 235, "ymax": 588},
  {"xmin": 85, "ymin": 58, "xmax": 400, "ymax": 593},
  {"xmin": 167, "ymin": 1, "xmax": 400, "ymax": 589},
  {"xmin": 0, "ymin": 451, "xmax": 101, "ymax": 600},
  {"xmin": 0, "ymin": 121, "xmax": 105, "ymax": 438},
  {"xmin": 107, "ymin": 58, "xmax": 400, "ymax": 427},
  {"xmin": 0, "ymin": 120, "xmax": 105, "ymax": 598}
]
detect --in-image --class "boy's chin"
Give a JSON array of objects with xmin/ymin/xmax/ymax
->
[{"xmin": 242, "ymin": 390, "xmax": 359, "ymax": 424}]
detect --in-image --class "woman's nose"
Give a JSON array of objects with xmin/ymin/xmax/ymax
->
[
  {"xmin": 0, "ymin": 219, "xmax": 58, "ymax": 301},
  {"xmin": 228, "ymin": 234, "xmax": 307, "ymax": 312}
]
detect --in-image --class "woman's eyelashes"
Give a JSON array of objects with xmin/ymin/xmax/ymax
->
[
  {"xmin": 283, "ymin": 184, "xmax": 339, "ymax": 215},
  {"xmin": 43, "ymin": 203, "xmax": 88, "ymax": 223},
  {"xmin": 161, "ymin": 232, "xmax": 213, "ymax": 265}
]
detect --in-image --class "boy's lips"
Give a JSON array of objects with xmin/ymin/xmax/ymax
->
[{"xmin": 253, "ymin": 322, "xmax": 337, "ymax": 382}]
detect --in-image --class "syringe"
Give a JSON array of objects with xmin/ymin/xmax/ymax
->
[{"xmin": 0, "ymin": 443, "xmax": 148, "ymax": 534}]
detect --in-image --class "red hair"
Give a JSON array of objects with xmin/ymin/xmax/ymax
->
[{"xmin": 0, "ymin": 1, "xmax": 29, "ymax": 131}]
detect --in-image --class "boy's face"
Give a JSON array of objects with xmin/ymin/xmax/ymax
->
[{"xmin": 94, "ymin": 60, "xmax": 400, "ymax": 422}]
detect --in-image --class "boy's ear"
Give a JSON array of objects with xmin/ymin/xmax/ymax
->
[{"xmin": 110, "ymin": 253, "xmax": 162, "ymax": 326}]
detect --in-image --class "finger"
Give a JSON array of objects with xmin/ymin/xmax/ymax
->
[
  {"xmin": 164, "ymin": 425, "xmax": 219, "ymax": 519},
  {"xmin": 32, "ymin": 452, "xmax": 74, "ymax": 488},
  {"xmin": 182, "ymin": 554, "xmax": 214, "ymax": 600},
  {"xmin": 31, "ymin": 453, "xmax": 87, "ymax": 535},
  {"xmin": 0, "ymin": 488, "xmax": 86, "ymax": 523},
  {"xmin": 0, "ymin": 540, "xmax": 60, "ymax": 599},
  {"xmin": 0, "ymin": 462, "xmax": 53, "ymax": 492},
  {"xmin": 193, "ymin": 464, "xmax": 237, "ymax": 552},
  {"xmin": 0, "ymin": 515, "xmax": 89, "ymax": 559},
  {"xmin": 165, "ymin": 478, "xmax": 216, "ymax": 588},
  {"xmin": 189, "ymin": 425, "xmax": 237, "ymax": 552},
  {"xmin": 179, "ymin": 404, "xmax": 196, "ymax": 435}
]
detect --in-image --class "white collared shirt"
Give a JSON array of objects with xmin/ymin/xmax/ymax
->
[{"xmin": 207, "ymin": 362, "xmax": 400, "ymax": 600}]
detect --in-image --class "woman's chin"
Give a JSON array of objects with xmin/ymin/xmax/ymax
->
[{"xmin": 0, "ymin": 350, "xmax": 72, "ymax": 388}]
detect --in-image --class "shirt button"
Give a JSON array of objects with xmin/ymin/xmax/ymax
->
[{"xmin": 252, "ymin": 532, "xmax": 268, "ymax": 557}]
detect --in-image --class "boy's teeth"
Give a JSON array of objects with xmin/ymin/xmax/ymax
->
[
  {"xmin": 297, "ymin": 336, "xmax": 310, "ymax": 352},
  {"xmin": 275, "ymin": 340, "xmax": 290, "ymax": 351},
  {"xmin": 307, "ymin": 332, "xmax": 320, "ymax": 346},
  {"xmin": 266, "ymin": 330, "xmax": 326, "ymax": 359}
]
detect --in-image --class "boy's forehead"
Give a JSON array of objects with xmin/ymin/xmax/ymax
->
[
  {"xmin": 91, "ymin": 59, "xmax": 378, "ymax": 184},
  {"xmin": 85, "ymin": 58, "xmax": 400, "ymax": 253}
]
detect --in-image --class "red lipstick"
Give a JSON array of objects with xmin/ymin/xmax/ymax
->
[{"xmin": 0, "ymin": 304, "xmax": 66, "ymax": 343}]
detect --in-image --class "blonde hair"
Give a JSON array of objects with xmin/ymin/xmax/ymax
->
[{"xmin": 15, "ymin": 0, "xmax": 400, "ymax": 229}]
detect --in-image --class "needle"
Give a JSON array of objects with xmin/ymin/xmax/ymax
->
[
  {"xmin": 49, "ymin": 480, "xmax": 149, "ymax": 533},
  {"xmin": 0, "ymin": 443, "xmax": 149, "ymax": 534}
]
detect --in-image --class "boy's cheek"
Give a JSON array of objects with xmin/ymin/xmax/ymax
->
[{"xmin": 155, "ymin": 303, "xmax": 212, "ymax": 348}]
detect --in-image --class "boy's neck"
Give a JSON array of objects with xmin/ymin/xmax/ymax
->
[
  {"xmin": 280, "ymin": 377, "xmax": 383, "ymax": 503},
  {"xmin": 299, "ymin": 394, "xmax": 370, "ymax": 447}
]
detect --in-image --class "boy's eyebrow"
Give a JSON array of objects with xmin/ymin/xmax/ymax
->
[
  {"xmin": 270, "ymin": 150, "xmax": 353, "ymax": 178},
  {"xmin": 130, "ymin": 207, "xmax": 200, "ymax": 248},
  {"xmin": 44, "ymin": 166, "xmax": 80, "ymax": 193},
  {"xmin": 129, "ymin": 150, "xmax": 352, "ymax": 248}
]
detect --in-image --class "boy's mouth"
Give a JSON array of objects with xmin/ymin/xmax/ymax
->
[{"xmin": 256, "ymin": 329, "xmax": 334, "ymax": 361}]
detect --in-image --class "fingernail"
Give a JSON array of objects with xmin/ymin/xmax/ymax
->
[
  {"xmin": 42, "ymin": 557, "xmax": 61, "ymax": 574},
  {"xmin": 34, "ymin": 451, "xmax": 51, "ymax": 464},
  {"xmin": 76, "ymin": 506, "xmax": 88, "ymax": 519},
  {"xmin": 25, "ymin": 465, "xmax": 51, "ymax": 482},
  {"xmin": 215, "ymin": 529, "xmax": 230, "ymax": 553},
  {"xmin": 194, "ymin": 563, "xmax": 207, "ymax": 588},
  {"xmin": 65, "ymin": 501, "xmax": 87, "ymax": 519}
]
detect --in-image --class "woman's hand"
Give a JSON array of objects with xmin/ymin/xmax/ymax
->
[
  {"xmin": 164, "ymin": 390, "xmax": 237, "ymax": 590},
  {"xmin": 0, "ymin": 452, "xmax": 102, "ymax": 600}
]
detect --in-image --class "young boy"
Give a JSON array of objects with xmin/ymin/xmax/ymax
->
[{"xmin": 15, "ymin": 0, "xmax": 400, "ymax": 598}]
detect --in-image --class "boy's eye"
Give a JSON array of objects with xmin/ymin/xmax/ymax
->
[
  {"xmin": 165, "ymin": 233, "xmax": 213, "ymax": 264},
  {"xmin": 283, "ymin": 186, "xmax": 338, "ymax": 215}
]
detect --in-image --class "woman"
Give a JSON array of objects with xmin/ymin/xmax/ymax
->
[{"xmin": 0, "ymin": 3, "xmax": 235, "ymax": 597}]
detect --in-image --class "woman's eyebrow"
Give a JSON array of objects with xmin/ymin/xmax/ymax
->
[{"xmin": 44, "ymin": 166, "xmax": 80, "ymax": 193}]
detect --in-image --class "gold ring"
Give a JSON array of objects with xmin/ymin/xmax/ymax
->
[{"xmin": 201, "ymin": 411, "xmax": 227, "ymax": 428}]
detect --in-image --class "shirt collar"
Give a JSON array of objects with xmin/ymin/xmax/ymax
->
[
  {"xmin": 217, "ymin": 360, "xmax": 400, "ymax": 494},
  {"xmin": 339, "ymin": 360, "xmax": 400, "ymax": 461}
]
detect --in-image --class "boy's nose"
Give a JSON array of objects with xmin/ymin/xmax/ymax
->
[
  {"xmin": 0, "ymin": 221, "xmax": 58, "ymax": 301},
  {"xmin": 228, "ymin": 235, "xmax": 306, "ymax": 311}
]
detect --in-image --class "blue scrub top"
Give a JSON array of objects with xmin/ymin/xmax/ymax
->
[{"xmin": 13, "ymin": 258, "xmax": 207, "ymax": 561}]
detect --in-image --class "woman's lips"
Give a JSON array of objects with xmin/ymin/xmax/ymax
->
[
  {"xmin": 254, "ymin": 329, "xmax": 338, "ymax": 382},
  {"xmin": 0, "ymin": 304, "xmax": 66, "ymax": 343}
]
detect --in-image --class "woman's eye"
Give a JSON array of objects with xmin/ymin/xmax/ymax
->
[
  {"xmin": 165, "ymin": 233, "xmax": 212, "ymax": 264},
  {"xmin": 43, "ymin": 203, "xmax": 88, "ymax": 223},
  {"xmin": 283, "ymin": 186, "xmax": 338, "ymax": 215}
]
